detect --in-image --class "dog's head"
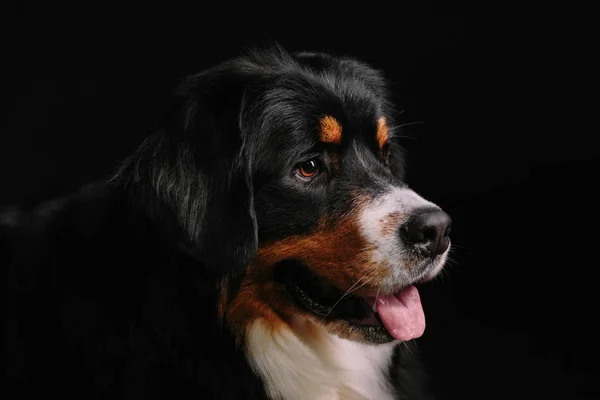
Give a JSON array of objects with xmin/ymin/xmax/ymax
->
[{"xmin": 119, "ymin": 46, "xmax": 451, "ymax": 345}]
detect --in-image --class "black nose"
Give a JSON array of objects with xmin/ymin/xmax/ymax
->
[{"xmin": 403, "ymin": 209, "xmax": 452, "ymax": 257}]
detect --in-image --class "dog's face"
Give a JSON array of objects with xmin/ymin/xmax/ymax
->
[
  {"xmin": 131, "ymin": 47, "xmax": 451, "ymax": 345},
  {"xmin": 210, "ymin": 50, "xmax": 452, "ymax": 345}
]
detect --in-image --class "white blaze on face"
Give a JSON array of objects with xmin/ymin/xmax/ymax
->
[{"xmin": 358, "ymin": 186, "xmax": 439, "ymax": 291}]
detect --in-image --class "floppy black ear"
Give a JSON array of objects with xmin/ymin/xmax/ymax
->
[
  {"xmin": 115, "ymin": 61, "xmax": 258, "ymax": 275},
  {"xmin": 171, "ymin": 65, "xmax": 258, "ymax": 275}
]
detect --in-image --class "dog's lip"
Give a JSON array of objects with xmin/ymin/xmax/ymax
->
[
  {"xmin": 358, "ymin": 257, "xmax": 446, "ymax": 314},
  {"xmin": 356, "ymin": 265, "xmax": 439, "ymax": 304},
  {"xmin": 286, "ymin": 279, "xmax": 387, "ymax": 328},
  {"xmin": 275, "ymin": 256, "xmax": 446, "ymax": 342},
  {"xmin": 275, "ymin": 262, "xmax": 385, "ymax": 327},
  {"xmin": 416, "ymin": 252, "xmax": 449, "ymax": 283}
]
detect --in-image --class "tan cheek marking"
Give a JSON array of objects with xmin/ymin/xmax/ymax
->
[
  {"xmin": 225, "ymin": 274, "xmax": 291, "ymax": 341},
  {"xmin": 225, "ymin": 200, "xmax": 390, "ymax": 339},
  {"xmin": 377, "ymin": 117, "xmax": 388, "ymax": 149},
  {"xmin": 319, "ymin": 115, "xmax": 343, "ymax": 144},
  {"xmin": 252, "ymin": 216, "xmax": 388, "ymax": 292}
]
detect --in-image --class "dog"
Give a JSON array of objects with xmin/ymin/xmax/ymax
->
[{"xmin": 3, "ymin": 45, "xmax": 451, "ymax": 399}]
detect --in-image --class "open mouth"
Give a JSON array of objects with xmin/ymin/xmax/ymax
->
[{"xmin": 274, "ymin": 260, "xmax": 430, "ymax": 344}]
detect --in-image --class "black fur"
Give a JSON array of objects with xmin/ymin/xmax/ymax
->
[{"xmin": 3, "ymin": 45, "xmax": 433, "ymax": 399}]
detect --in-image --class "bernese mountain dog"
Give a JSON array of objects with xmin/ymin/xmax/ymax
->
[{"xmin": 3, "ymin": 45, "xmax": 452, "ymax": 399}]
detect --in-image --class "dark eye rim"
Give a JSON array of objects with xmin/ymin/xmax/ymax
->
[{"xmin": 296, "ymin": 158, "xmax": 321, "ymax": 178}]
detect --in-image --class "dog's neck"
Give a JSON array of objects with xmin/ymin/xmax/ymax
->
[{"xmin": 245, "ymin": 316, "xmax": 399, "ymax": 400}]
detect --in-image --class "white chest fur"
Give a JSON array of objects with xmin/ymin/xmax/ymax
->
[{"xmin": 246, "ymin": 316, "xmax": 398, "ymax": 400}]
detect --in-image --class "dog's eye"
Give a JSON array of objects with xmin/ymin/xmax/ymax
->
[{"xmin": 297, "ymin": 159, "xmax": 320, "ymax": 178}]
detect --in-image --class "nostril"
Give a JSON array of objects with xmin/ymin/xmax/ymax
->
[
  {"xmin": 407, "ymin": 225, "xmax": 427, "ymax": 243},
  {"xmin": 438, "ymin": 236, "xmax": 450, "ymax": 254},
  {"xmin": 403, "ymin": 209, "xmax": 452, "ymax": 257},
  {"xmin": 424, "ymin": 225, "xmax": 439, "ymax": 240},
  {"xmin": 444, "ymin": 224, "xmax": 452, "ymax": 238}
]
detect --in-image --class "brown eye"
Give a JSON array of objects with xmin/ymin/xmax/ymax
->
[{"xmin": 298, "ymin": 159, "xmax": 320, "ymax": 178}]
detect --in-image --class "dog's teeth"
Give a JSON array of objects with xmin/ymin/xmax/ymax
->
[{"xmin": 372, "ymin": 302, "xmax": 378, "ymax": 313}]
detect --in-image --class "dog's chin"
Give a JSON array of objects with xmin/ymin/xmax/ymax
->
[{"xmin": 274, "ymin": 258, "xmax": 446, "ymax": 345}]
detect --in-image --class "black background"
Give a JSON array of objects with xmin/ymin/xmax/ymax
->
[{"xmin": 3, "ymin": 2, "xmax": 599, "ymax": 399}]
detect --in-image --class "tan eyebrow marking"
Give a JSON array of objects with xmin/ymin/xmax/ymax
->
[
  {"xmin": 377, "ymin": 117, "xmax": 388, "ymax": 149},
  {"xmin": 319, "ymin": 115, "xmax": 342, "ymax": 144}
]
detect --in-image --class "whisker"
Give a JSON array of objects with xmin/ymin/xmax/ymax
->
[
  {"xmin": 393, "ymin": 135, "xmax": 417, "ymax": 141},
  {"xmin": 320, "ymin": 275, "xmax": 375, "ymax": 323},
  {"xmin": 450, "ymin": 243, "xmax": 473, "ymax": 251},
  {"xmin": 318, "ymin": 276, "xmax": 366, "ymax": 320},
  {"xmin": 399, "ymin": 339, "xmax": 416, "ymax": 355},
  {"xmin": 396, "ymin": 121, "xmax": 425, "ymax": 129},
  {"xmin": 440, "ymin": 267, "xmax": 451, "ymax": 282},
  {"xmin": 444, "ymin": 255, "xmax": 459, "ymax": 268}
]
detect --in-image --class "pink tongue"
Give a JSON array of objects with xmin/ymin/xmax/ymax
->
[{"xmin": 376, "ymin": 285, "xmax": 426, "ymax": 341}]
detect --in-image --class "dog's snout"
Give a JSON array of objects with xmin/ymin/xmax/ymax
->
[{"xmin": 403, "ymin": 209, "xmax": 452, "ymax": 257}]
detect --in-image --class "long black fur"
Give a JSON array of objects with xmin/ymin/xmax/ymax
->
[{"xmin": 3, "ymin": 45, "xmax": 434, "ymax": 399}]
